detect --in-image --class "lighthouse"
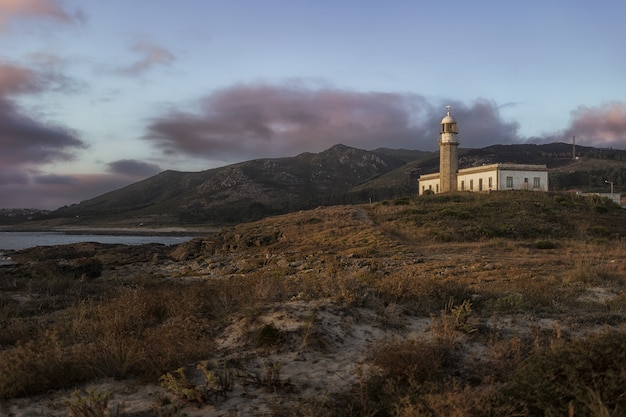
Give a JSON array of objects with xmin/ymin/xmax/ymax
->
[
  {"xmin": 439, "ymin": 105, "xmax": 459, "ymax": 192},
  {"xmin": 419, "ymin": 105, "xmax": 548, "ymax": 195}
]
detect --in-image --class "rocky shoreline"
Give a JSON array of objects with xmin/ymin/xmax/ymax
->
[{"xmin": 0, "ymin": 225, "xmax": 218, "ymax": 236}]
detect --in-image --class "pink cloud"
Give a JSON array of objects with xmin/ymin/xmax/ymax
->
[
  {"xmin": 144, "ymin": 83, "xmax": 521, "ymax": 162},
  {"xmin": 116, "ymin": 41, "xmax": 176, "ymax": 76},
  {"xmin": 0, "ymin": 63, "xmax": 40, "ymax": 95},
  {"xmin": 0, "ymin": 60, "xmax": 80, "ymax": 95},
  {"xmin": 562, "ymin": 102, "xmax": 626, "ymax": 147},
  {"xmin": 0, "ymin": 0, "xmax": 83, "ymax": 31}
]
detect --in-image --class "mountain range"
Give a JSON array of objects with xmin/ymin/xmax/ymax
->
[{"xmin": 49, "ymin": 142, "xmax": 626, "ymax": 225}]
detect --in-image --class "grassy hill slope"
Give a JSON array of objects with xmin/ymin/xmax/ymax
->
[{"xmin": 2, "ymin": 191, "xmax": 626, "ymax": 416}]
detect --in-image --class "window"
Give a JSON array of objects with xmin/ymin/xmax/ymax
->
[
  {"xmin": 506, "ymin": 176, "xmax": 513, "ymax": 188},
  {"xmin": 488, "ymin": 177, "xmax": 493, "ymax": 189},
  {"xmin": 461, "ymin": 180, "xmax": 465, "ymax": 191},
  {"xmin": 470, "ymin": 179, "xmax": 474, "ymax": 190},
  {"xmin": 479, "ymin": 178, "xmax": 483, "ymax": 191},
  {"xmin": 533, "ymin": 177, "xmax": 540, "ymax": 188},
  {"xmin": 436, "ymin": 184, "xmax": 439, "ymax": 193}
]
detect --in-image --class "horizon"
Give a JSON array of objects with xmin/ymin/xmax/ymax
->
[{"xmin": 1, "ymin": 1, "xmax": 626, "ymax": 209}]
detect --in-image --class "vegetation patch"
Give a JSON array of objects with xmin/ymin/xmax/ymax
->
[
  {"xmin": 501, "ymin": 330, "xmax": 626, "ymax": 416},
  {"xmin": 2, "ymin": 192, "xmax": 626, "ymax": 415}
]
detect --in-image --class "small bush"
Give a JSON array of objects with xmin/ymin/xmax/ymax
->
[
  {"xmin": 254, "ymin": 323, "xmax": 284, "ymax": 348},
  {"xmin": 66, "ymin": 389, "xmax": 114, "ymax": 417},
  {"xmin": 534, "ymin": 240, "xmax": 557, "ymax": 249},
  {"xmin": 429, "ymin": 298, "xmax": 478, "ymax": 341},
  {"xmin": 372, "ymin": 338, "xmax": 459, "ymax": 386},
  {"xmin": 587, "ymin": 225, "xmax": 611, "ymax": 237},
  {"xmin": 393, "ymin": 197, "xmax": 411, "ymax": 205},
  {"xmin": 160, "ymin": 361, "xmax": 235, "ymax": 404},
  {"xmin": 501, "ymin": 330, "xmax": 626, "ymax": 416},
  {"xmin": 484, "ymin": 293, "xmax": 527, "ymax": 313},
  {"xmin": 0, "ymin": 330, "xmax": 88, "ymax": 399},
  {"xmin": 567, "ymin": 261, "xmax": 623, "ymax": 285},
  {"xmin": 594, "ymin": 205, "xmax": 609, "ymax": 213}
]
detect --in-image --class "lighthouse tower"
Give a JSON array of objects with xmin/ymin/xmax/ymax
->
[{"xmin": 439, "ymin": 105, "xmax": 459, "ymax": 192}]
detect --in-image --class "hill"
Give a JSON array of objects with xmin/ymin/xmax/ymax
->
[
  {"xmin": 38, "ymin": 142, "xmax": 626, "ymax": 226},
  {"xmin": 51, "ymin": 144, "xmax": 407, "ymax": 225},
  {"xmin": 2, "ymin": 191, "xmax": 626, "ymax": 415}
]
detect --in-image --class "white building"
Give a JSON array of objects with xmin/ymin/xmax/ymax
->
[{"xmin": 418, "ymin": 108, "xmax": 549, "ymax": 195}]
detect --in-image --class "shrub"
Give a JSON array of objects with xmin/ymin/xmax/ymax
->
[
  {"xmin": 73, "ymin": 286, "xmax": 214, "ymax": 379},
  {"xmin": 594, "ymin": 205, "xmax": 609, "ymax": 214},
  {"xmin": 566, "ymin": 260, "xmax": 623, "ymax": 285},
  {"xmin": 393, "ymin": 197, "xmax": 411, "ymax": 205},
  {"xmin": 429, "ymin": 298, "xmax": 478, "ymax": 339},
  {"xmin": 66, "ymin": 389, "xmax": 114, "ymax": 417},
  {"xmin": 372, "ymin": 338, "xmax": 459, "ymax": 387},
  {"xmin": 0, "ymin": 330, "xmax": 88, "ymax": 399},
  {"xmin": 254, "ymin": 323, "xmax": 285, "ymax": 348},
  {"xmin": 587, "ymin": 225, "xmax": 611, "ymax": 237},
  {"xmin": 534, "ymin": 240, "xmax": 557, "ymax": 249},
  {"xmin": 501, "ymin": 330, "xmax": 626, "ymax": 416},
  {"xmin": 484, "ymin": 293, "xmax": 527, "ymax": 313},
  {"xmin": 160, "ymin": 362, "xmax": 235, "ymax": 404}
]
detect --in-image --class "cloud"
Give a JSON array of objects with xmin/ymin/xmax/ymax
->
[
  {"xmin": 0, "ymin": 0, "xmax": 84, "ymax": 31},
  {"xmin": 24, "ymin": 53, "xmax": 85, "ymax": 93},
  {"xmin": 0, "ymin": 62, "xmax": 87, "ymax": 208},
  {"xmin": 1, "ymin": 173, "xmax": 140, "ymax": 209},
  {"xmin": 0, "ymin": 60, "xmax": 80, "ymax": 96},
  {"xmin": 1, "ymin": 163, "xmax": 163, "ymax": 209},
  {"xmin": 116, "ymin": 40, "xmax": 176, "ymax": 76},
  {"xmin": 107, "ymin": 159, "xmax": 161, "ymax": 177},
  {"xmin": 448, "ymin": 99, "xmax": 521, "ymax": 148},
  {"xmin": 0, "ymin": 63, "xmax": 40, "ymax": 95},
  {"xmin": 0, "ymin": 61, "xmax": 160, "ymax": 209},
  {"xmin": 558, "ymin": 102, "xmax": 626, "ymax": 148},
  {"xmin": 0, "ymin": 63, "xmax": 86, "ymax": 164},
  {"xmin": 34, "ymin": 173, "xmax": 78, "ymax": 185},
  {"xmin": 144, "ymin": 83, "xmax": 522, "ymax": 161},
  {"xmin": 0, "ymin": 167, "xmax": 29, "ymax": 186},
  {"xmin": 0, "ymin": 98, "xmax": 84, "ymax": 165}
]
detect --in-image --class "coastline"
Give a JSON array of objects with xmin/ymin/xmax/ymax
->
[
  {"xmin": 0, "ymin": 225, "xmax": 220, "ymax": 237},
  {"xmin": 0, "ymin": 228, "xmax": 211, "ymax": 251}
]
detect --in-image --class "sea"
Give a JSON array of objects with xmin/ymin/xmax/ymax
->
[{"xmin": 0, "ymin": 231, "xmax": 194, "ymax": 263}]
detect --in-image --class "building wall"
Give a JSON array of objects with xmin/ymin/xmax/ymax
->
[
  {"xmin": 418, "ymin": 164, "xmax": 549, "ymax": 195},
  {"xmin": 458, "ymin": 165, "xmax": 498, "ymax": 192},
  {"xmin": 419, "ymin": 174, "xmax": 440, "ymax": 195},
  {"xmin": 497, "ymin": 167, "xmax": 548, "ymax": 192}
]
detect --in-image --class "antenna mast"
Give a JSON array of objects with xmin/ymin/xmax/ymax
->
[{"xmin": 572, "ymin": 135, "xmax": 576, "ymax": 160}]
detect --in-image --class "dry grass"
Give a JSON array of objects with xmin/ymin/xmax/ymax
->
[{"xmin": 1, "ymin": 192, "xmax": 626, "ymax": 415}]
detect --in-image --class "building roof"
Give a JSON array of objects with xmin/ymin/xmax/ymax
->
[
  {"xmin": 441, "ymin": 114, "xmax": 456, "ymax": 124},
  {"xmin": 419, "ymin": 163, "xmax": 548, "ymax": 181},
  {"xmin": 441, "ymin": 105, "xmax": 456, "ymax": 124}
]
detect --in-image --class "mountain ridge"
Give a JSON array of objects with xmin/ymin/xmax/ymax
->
[{"xmin": 43, "ymin": 142, "xmax": 626, "ymax": 225}]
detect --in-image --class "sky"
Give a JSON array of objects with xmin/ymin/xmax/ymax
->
[{"xmin": 1, "ymin": 0, "xmax": 625, "ymax": 209}]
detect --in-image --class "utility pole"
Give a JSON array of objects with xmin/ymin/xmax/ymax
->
[
  {"xmin": 605, "ymin": 180, "xmax": 614, "ymax": 200},
  {"xmin": 572, "ymin": 135, "xmax": 576, "ymax": 160}
]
